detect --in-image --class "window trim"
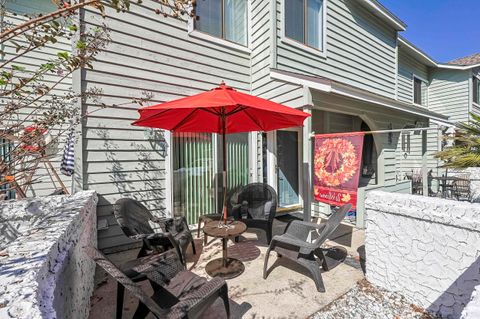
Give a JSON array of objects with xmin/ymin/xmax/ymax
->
[
  {"xmin": 281, "ymin": 0, "xmax": 328, "ymax": 58},
  {"xmin": 473, "ymin": 74, "xmax": 480, "ymax": 107},
  {"xmin": 412, "ymin": 74, "xmax": 428, "ymax": 107},
  {"xmin": 188, "ymin": 0, "xmax": 251, "ymax": 53}
]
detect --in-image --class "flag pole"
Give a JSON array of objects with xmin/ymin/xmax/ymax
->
[{"xmin": 309, "ymin": 126, "xmax": 441, "ymax": 138}]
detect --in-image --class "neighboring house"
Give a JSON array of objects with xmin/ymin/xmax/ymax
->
[
  {"xmin": 396, "ymin": 39, "xmax": 480, "ymax": 180},
  {"xmin": 2, "ymin": 0, "xmax": 478, "ymax": 252}
]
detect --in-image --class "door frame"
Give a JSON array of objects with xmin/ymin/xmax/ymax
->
[{"xmin": 273, "ymin": 127, "xmax": 303, "ymax": 209}]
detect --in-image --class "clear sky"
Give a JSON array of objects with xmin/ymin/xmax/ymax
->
[{"xmin": 379, "ymin": 0, "xmax": 480, "ymax": 63}]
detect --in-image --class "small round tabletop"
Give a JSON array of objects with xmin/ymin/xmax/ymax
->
[{"xmin": 203, "ymin": 220, "xmax": 247, "ymax": 238}]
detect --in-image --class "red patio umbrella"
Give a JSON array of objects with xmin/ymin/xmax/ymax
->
[{"xmin": 132, "ymin": 82, "xmax": 310, "ymax": 223}]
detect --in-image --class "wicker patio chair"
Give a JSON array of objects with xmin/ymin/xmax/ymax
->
[
  {"xmin": 408, "ymin": 169, "xmax": 423, "ymax": 195},
  {"xmin": 85, "ymin": 246, "xmax": 230, "ymax": 319},
  {"xmin": 263, "ymin": 203, "xmax": 352, "ymax": 292},
  {"xmin": 452, "ymin": 174, "xmax": 472, "ymax": 201},
  {"xmin": 232, "ymin": 183, "xmax": 277, "ymax": 244},
  {"xmin": 114, "ymin": 198, "xmax": 195, "ymax": 264}
]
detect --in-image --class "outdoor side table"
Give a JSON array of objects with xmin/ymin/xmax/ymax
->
[
  {"xmin": 203, "ymin": 220, "xmax": 247, "ymax": 279},
  {"xmin": 197, "ymin": 213, "xmax": 222, "ymax": 245}
]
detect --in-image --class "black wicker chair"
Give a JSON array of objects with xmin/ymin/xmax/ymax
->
[
  {"xmin": 452, "ymin": 174, "xmax": 472, "ymax": 201},
  {"xmin": 232, "ymin": 183, "xmax": 277, "ymax": 244},
  {"xmin": 85, "ymin": 246, "xmax": 230, "ymax": 319},
  {"xmin": 263, "ymin": 204, "xmax": 352, "ymax": 292},
  {"xmin": 113, "ymin": 198, "xmax": 195, "ymax": 264}
]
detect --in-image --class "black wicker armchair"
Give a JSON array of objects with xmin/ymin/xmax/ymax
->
[
  {"xmin": 263, "ymin": 204, "xmax": 351, "ymax": 292},
  {"xmin": 113, "ymin": 198, "xmax": 195, "ymax": 264},
  {"xmin": 85, "ymin": 246, "xmax": 230, "ymax": 319},
  {"xmin": 232, "ymin": 183, "xmax": 277, "ymax": 244},
  {"xmin": 452, "ymin": 174, "xmax": 472, "ymax": 201}
]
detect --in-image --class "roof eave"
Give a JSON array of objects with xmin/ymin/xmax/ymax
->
[
  {"xmin": 269, "ymin": 69, "xmax": 450, "ymax": 123},
  {"xmin": 398, "ymin": 37, "xmax": 437, "ymax": 67},
  {"xmin": 437, "ymin": 63, "xmax": 480, "ymax": 70},
  {"xmin": 358, "ymin": 0, "xmax": 407, "ymax": 31},
  {"xmin": 398, "ymin": 37, "xmax": 479, "ymax": 71}
]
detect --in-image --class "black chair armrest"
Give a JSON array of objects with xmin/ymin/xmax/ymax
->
[
  {"xmin": 174, "ymin": 277, "xmax": 227, "ymax": 314},
  {"xmin": 284, "ymin": 220, "xmax": 325, "ymax": 238},
  {"xmin": 270, "ymin": 234, "xmax": 317, "ymax": 251},
  {"xmin": 177, "ymin": 216, "xmax": 190, "ymax": 232}
]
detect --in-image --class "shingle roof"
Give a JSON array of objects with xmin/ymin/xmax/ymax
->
[{"xmin": 448, "ymin": 53, "xmax": 480, "ymax": 66}]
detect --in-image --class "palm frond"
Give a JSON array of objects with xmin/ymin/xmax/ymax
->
[{"xmin": 434, "ymin": 113, "xmax": 480, "ymax": 168}]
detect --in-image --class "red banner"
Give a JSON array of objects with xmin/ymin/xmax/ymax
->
[{"xmin": 313, "ymin": 132, "xmax": 365, "ymax": 208}]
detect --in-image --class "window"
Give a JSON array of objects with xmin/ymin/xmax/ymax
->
[
  {"xmin": 401, "ymin": 133, "xmax": 410, "ymax": 153},
  {"xmin": 285, "ymin": 0, "xmax": 325, "ymax": 50},
  {"xmin": 413, "ymin": 76, "xmax": 427, "ymax": 106},
  {"xmin": 413, "ymin": 77, "xmax": 422, "ymax": 105},
  {"xmin": 195, "ymin": 0, "xmax": 248, "ymax": 46},
  {"xmin": 474, "ymin": 76, "xmax": 480, "ymax": 105}
]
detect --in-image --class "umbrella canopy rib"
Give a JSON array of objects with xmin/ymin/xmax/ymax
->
[
  {"xmin": 242, "ymin": 108, "xmax": 265, "ymax": 131},
  {"xmin": 171, "ymin": 108, "xmax": 199, "ymax": 132},
  {"xmin": 225, "ymin": 105, "xmax": 248, "ymax": 117}
]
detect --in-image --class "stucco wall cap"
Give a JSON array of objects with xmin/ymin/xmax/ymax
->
[{"xmin": 366, "ymin": 191, "xmax": 480, "ymax": 232}]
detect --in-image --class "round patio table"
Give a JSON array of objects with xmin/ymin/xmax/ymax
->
[{"xmin": 203, "ymin": 220, "xmax": 247, "ymax": 279}]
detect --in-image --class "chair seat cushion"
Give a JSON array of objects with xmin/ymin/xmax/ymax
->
[{"xmin": 121, "ymin": 251, "xmax": 180, "ymax": 281}]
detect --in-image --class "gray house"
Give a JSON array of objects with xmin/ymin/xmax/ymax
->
[{"xmin": 2, "ymin": 0, "xmax": 478, "ymax": 252}]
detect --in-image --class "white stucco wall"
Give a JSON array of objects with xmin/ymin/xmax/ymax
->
[
  {"xmin": 0, "ymin": 191, "xmax": 98, "ymax": 319},
  {"xmin": 365, "ymin": 191, "xmax": 480, "ymax": 318},
  {"xmin": 461, "ymin": 285, "xmax": 480, "ymax": 318},
  {"xmin": 464, "ymin": 168, "xmax": 480, "ymax": 203}
]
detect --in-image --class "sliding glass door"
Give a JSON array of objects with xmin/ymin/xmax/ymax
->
[{"xmin": 173, "ymin": 132, "xmax": 249, "ymax": 224}]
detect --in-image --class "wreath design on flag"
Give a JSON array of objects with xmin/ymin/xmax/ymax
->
[{"xmin": 314, "ymin": 138, "xmax": 360, "ymax": 187}]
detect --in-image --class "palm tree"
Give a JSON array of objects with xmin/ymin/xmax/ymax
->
[{"xmin": 435, "ymin": 113, "xmax": 480, "ymax": 168}]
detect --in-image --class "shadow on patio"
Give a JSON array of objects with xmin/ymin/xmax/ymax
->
[{"xmin": 89, "ymin": 216, "xmax": 365, "ymax": 318}]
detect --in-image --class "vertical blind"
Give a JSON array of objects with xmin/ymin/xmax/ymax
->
[
  {"xmin": 173, "ymin": 133, "xmax": 249, "ymax": 225},
  {"xmin": 196, "ymin": 0, "xmax": 248, "ymax": 46},
  {"xmin": 285, "ymin": 0, "xmax": 324, "ymax": 50},
  {"xmin": 226, "ymin": 133, "xmax": 249, "ymax": 189},
  {"xmin": 173, "ymin": 133, "xmax": 215, "ymax": 224}
]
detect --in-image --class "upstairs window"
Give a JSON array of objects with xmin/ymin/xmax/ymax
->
[
  {"xmin": 413, "ymin": 76, "xmax": 427, "ymax": 106},
  {"xmin": 195, "ymin": 0, "xmax": 248, "ymax": 46},
  {"xmin": 285, "ymin": 0, "xmax": 325, "ymax": 51},
  {"xmin": 474, "ymin": 76, "xmax": 480, "ymax": 105}
]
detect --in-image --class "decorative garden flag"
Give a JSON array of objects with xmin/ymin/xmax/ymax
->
[{"xmin": 313, "ymin": 132, "xmax": 365, "ymax": 208}]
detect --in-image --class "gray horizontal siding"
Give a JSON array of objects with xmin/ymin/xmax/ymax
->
[
  {"xmin": 429, "ymin": 69, "xmax": 470, "ymax": 123},
  {"xmin": 397, "ymin": 47, "xmax": 430, "ymax": 105},
  {"xmin": 394, "ymin": 125, "xmax": 441, "ymax": 180},
  {"xmin": 276, "ymin": 0, "xmax": 397, "ymax": 99},
  {"xmin": 79, "ymin": 1, "xmax": 251, "ymax": 250}
]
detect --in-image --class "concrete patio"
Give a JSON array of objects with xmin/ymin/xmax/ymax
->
[{"xmin": 89, "ymin": 215, "xmax": 365, "ymax": 318}]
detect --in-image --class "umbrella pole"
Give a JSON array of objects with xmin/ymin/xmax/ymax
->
[{"xmin": 221, "ymin": 114, "xmax": 228, "ymax": 224}]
